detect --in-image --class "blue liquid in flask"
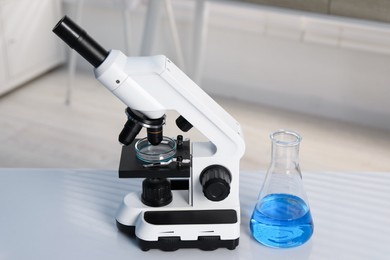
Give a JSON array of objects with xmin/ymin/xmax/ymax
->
[{"xmin": 250, "ymin": 193, "xmax": 313, "ymax": 248}]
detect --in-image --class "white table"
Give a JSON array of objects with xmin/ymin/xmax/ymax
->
[{"xmin": 0, "ymin": 169, "xmax": 389, "ymax": 259}]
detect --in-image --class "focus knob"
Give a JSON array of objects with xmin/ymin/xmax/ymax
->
[
  {"xmin": 200, "ymin": 165, "xmax": 231, "ymax": 202},
  {"xmin": 142, "ymin": 178, "xmax": 172, "ymax": 207},
  {"xmin": 176, "ymin": 115, "xmax": 193, "ymax": 132}
]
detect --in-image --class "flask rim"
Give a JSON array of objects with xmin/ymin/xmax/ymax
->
[{"xmin": 270, "ymin": 129, "xmax": 302, "ymax": 147}]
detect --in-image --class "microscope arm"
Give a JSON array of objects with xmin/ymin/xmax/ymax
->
[{"xmin": 94, "ymin": 50, "xmax": 245, "ymax": 159}]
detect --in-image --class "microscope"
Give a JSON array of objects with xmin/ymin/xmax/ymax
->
[{"xmin": 53, "ymin": 16, "xmax": 245, "ymax": 251}]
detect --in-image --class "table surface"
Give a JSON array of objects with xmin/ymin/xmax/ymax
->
[{"xmin": 0, "ymin": 169, "xmax": 389, "ymax": 260}]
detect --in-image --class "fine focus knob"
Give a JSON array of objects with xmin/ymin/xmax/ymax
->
[
  {"xmin": 142, "ymin": 178, "xmax": 172, "ymax": 207},
  {"xmin": 200, "ymin": 165, "xmax": 231, "ymax": 202}
]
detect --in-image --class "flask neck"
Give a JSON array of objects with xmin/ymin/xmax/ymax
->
[
  {"xmin": 271, "ymin": 143, "xmax": 300, "ymax": 169},
  {"xmin": 269, "ymin": 130, "xmax": 302, "ymax": 170},
  {"xmin": 258, "ymin": 130, "xmax": 307, "ymax": 204}
]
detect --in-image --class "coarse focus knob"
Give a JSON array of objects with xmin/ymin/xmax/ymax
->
[
  {"xmin": 142, "ymin": 178, "xmax": 172, "ymax": 207},
  {"xmin": 200, "ymin": 165, "xmax": 231, "ymax": 202}
]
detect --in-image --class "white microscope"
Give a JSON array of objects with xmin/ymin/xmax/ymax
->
[{"xmin": 53, "ymin": 16, "xmax": 245, "ymax": 251}]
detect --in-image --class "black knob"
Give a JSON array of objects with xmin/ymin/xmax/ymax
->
[
  {"xmin": 200, "ymin": 165, "xmax": 231, "ymax": 202},
  {"xmin": 142, "ymin": 178, "xmax": 172, "ymax": 207},
  {"xmin": 176, "ymin": 115, "xmax": 193, "ymax": 132}
]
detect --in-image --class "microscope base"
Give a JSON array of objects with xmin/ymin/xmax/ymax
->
[
  {"xmin": 116, "ymin": 191, "xmax": 240, "ymax": 251},
  {"xmin": 116, "ymin": 221, "xmax": 239, "ymax": 251}
]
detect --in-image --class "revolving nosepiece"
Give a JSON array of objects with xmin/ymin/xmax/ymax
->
[{"xmin": 119, "ymin": 108, "xmax": 165, "ymax": 146}]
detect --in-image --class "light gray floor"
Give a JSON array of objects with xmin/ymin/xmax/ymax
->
[{"xmin": 1, "ymin": 67, "xmax": 389, "ymax": 172}]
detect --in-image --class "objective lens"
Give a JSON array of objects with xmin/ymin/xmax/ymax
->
[
  {"xmin": 147, "ymin": 127, "xmax": 163, "ymax": 145},
  {"xmin": 119, "ymin": 119, "xmax": 142, "ymax": 145}
]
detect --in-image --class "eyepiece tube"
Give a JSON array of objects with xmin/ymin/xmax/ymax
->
[{"xmin": 53, "ymin": 16, "xmax": 109, "ymax": 68}]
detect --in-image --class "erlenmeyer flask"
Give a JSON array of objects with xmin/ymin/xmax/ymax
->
[{"xmin": 250, "ymin": 129, "xmax": 313, "ymax": 248}]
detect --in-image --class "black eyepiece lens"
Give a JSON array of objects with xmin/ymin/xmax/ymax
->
[{"xmin": 52, "ymin": 15, "xmax": 108, "ymax": 68}]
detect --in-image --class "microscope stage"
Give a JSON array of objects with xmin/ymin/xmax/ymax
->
[{"xmin": 119, "ymin": 139, "xmax": 191, "ymax": 179}]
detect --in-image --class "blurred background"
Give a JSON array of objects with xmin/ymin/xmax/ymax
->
[{"xmin": 1, "ymin": 0, "xmax": 390, "ymax": 171}]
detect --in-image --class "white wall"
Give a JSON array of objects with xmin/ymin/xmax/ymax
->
[
  {"xmin": 203, "ymin": 26, "xmax": 390, "ymax": 130},
  {"xmin": 63, "ymin": 0, "xmax": 390, "ymax": 130}
]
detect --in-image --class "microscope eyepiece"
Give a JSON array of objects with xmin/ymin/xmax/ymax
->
[{"xmin": 53, "ymin": 16, "xmax": 109, "ymax": 68}]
